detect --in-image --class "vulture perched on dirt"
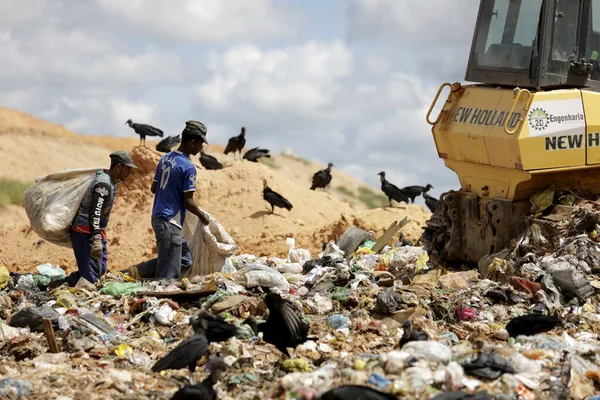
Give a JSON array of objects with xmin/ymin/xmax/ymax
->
[
  {"xmin": 310, "ymin": 162, "xmax": 334, "ymax": 190},
  {"xmin": 151, "ymin": 313, "xmax": 209, "ymax": 383},
  {"xmin": 262, "ymin": 180, "xmax": 293, "ymax": 214},
  {"xmin": 202, "ymin": 310, "xmax": 237, "ymax": 344},
  {"xmin": 199, "ymin": 151, "xmax": 223, "ymax": 170},
  {"xmin": 224, "ymin": 127, "xmax": 246, "ymax": 160},
  {"xmin": 377, "ymin": 171, "xmax": 409, "ymax": 207},
  {"xmin": 398, "ymin": 320, "xmax": 428, "ymax": 347},
  {"xmin": 423, "ymin": 193, "xmax": 439, "ymax": 213},
  {"xmin": 317, "ymin": 385, "xmax": 397, "ymax": 400},
  {"xmin": 402, "ymin": 183, "xmax": 433, "ymax": 203},
  {"xmin": 156, "ymin": 135, "xmax": 181, "ymax": 153},
  {"xmin": 243, "ymin": 147, "xmax": 271, "ymax": 162},
  {"xmin": 244, "ymin": 293, "xmax": 309, "ymax": 357},
  {"xmin": 126, "ymin": 119, "xmax": 164, "ymax": 147},
  {"xmin": 170, "ymin": 358, "xmax": 229, "ymax": 400}
]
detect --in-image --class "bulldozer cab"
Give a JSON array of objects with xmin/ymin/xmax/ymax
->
[{"xmin": 466, "ymin": 0, "xmax": 600, "ymax": 90}]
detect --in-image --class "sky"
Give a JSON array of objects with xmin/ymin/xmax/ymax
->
[{"xmin": 0, "ymin": 0, "xmax": 479, "ymax": 204}]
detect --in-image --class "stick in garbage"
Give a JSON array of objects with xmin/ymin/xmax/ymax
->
[{"xmin": 43, "ymin": 318, "xmax": 61, "ymax": 353}]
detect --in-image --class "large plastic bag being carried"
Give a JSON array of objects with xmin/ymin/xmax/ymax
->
[
  {"xmin": 24, "ymin": 168, "xmax": 102, "ymax": 248},
  {"xmin": 181, "ymin": 209, "xmax": 238, "ymax": 278}
]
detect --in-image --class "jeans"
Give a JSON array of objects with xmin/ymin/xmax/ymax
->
[
  {"xmin": 136, "ymin": 216, "xmax": 192, "ymax": 279},
  {"xmin": 66, "ymin": 231, "xmax": 107, "ymax": 286}
]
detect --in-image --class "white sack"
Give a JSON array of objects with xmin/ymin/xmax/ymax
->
[
  {"xmin": 181, "ymin": 210, "xmax": 238, "ymax": 278},
  {"xmin": 24, "ymin": 168, "xmax": 102, "ymax": 248}
]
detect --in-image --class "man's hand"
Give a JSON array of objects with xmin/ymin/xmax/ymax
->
[
  {"xmin": 91, "ymin": 234, "xmax": 103, "ymax": 260},
  {"xmin": 199, "ymin": 213, "xmax": 209, "ymax": 225}
]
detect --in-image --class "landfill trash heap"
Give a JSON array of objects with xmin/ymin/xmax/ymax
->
[{"xmin": 1, "ymin": 193, "xmax": 600, "ymax": 400}]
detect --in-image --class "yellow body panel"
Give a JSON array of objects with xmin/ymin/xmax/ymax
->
[{"xmin": 431, "ymin": 84, "xmax": 600, "ymax": 201}]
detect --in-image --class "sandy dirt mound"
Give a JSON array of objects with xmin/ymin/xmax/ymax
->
[{"xmin": 0, "ymin": 146, "xmax": 431, "ymax": 273}]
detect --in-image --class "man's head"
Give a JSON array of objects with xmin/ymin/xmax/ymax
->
[
  {"xmin": 109, "ymin": 150, "xmax": 137, "ymax": 182},
  {"xmin": 180, "ymin": 120, "xmax": 208, "ymax": 155}
]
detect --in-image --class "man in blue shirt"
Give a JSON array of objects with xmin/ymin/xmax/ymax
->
[{"xmin": 132, "ymin": 120, "xmax": 209, "ymax": 279}]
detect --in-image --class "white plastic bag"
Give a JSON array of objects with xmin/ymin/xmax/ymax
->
[
  {"xmin": 181, "ymin": 210, "xmax": 238, "ymax": 278},
  {"xmin": 24, "ymin": 168, "xmax": 101, "ymax": 248}
]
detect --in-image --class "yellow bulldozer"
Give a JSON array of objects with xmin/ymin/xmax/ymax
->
[{"xmin": 421, "ymin": 0, "xmax": 600, "ymax": 265}]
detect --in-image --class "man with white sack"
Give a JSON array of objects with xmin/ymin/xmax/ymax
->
[
  {"xmin": 64, "ymin": 151, "xmax": 137, "ymax": 286},
  {"xmin": 127, "ymin": 120, "xmax": 210, "ymax": 280}
]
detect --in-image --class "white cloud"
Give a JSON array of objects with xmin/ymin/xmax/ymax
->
[{"xmin": 96, "ymin": 0, "xmax": 307, "ymax": 44}]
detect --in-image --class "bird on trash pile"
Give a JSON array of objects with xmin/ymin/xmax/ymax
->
[
  {"xmin": 377, "ymin": 171, "xmax": 409, "ymax": 207},
  {"xmin": 156, "ymin": 135, "xmax": 181, "ymax": 153},
  {"xmin": 201, "ymin": 309, "xmax": 237, "ymax": 344},
  {"xmin": 126, "ymin": 119, "xmax": 164, "ymax": 147},
  {"xmin": 316, "ymin": 385, "xmax": 397, "ymax": 400},
  {"xmin": 505, "ymin": 314, "xmax": 563, "ymax": 338},
  {"xmin": 310, "ymin": 162, "xmax": 334, "ymax": 191},
  {"xmin": 243, "ymin": 147, "xmax": 271, "ymax": 162},
  {"xmin": 429, "ymin": 390, "xmax": 494, "ymax": 400},
  {"xmin": 423, "ymin": 192, "xmax": 439, "ymax": 213},
  {"xmin": 398, "ymin": 320, "xmax": 429, "ymax": 348},
  {"xmin": 244, "ymin": 292, "xmax": 309, "ymax": 357},
  {"xmin": 401, "ymin": 184, "xmax": 433, "ymax": 204},
  {"xmin": 263, "ymin": 180, "xmax": 293, "ymax": 214},
  {"xmin": 224, "ymin": 126, "xmax": 246, "ymax": 160},
  {"xmin": 170, "ymin": 357, "xmax": 229, "ymax": 400},
  {"xmin": 199, "ymin": 150, "xmax": 223, "ymax": 170},
  {"xmin": 151, "ymin": 313, "xmax": 210, "ymax": 383}
]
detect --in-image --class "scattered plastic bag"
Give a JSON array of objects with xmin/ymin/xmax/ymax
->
[
  {"xmin": 100, "ymin": 281, "xmax": 144, "ymax": 297},
  {"xmin": 36, "ymin": 263, "xmax": 66, "ymax": 279}
]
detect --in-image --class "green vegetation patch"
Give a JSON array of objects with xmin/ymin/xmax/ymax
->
[{"xmin": 0, "ymin": 179, "xmax": 31, "ymax": 207}]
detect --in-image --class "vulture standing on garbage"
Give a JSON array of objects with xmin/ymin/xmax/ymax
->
[
  {"xmin": 398, "ymin": 320, "xmax": 428, "ymax": 347},
  {"xmin": 377, "ymin": 171, "xmax": 409, "ymax": 207},
  {"xmin": 401, "ymin": 184, "xmax": 433, "ymax": 203},
  {"xmin": 224, "ymin": 126, "xmax": 246, "ymax": 160},
  {"xmin": 423, "ymin": 193, "xmax": 439, "ymax": 213},
  {"xmin": 170, "ymin": 358, "xmax": 229, "ymax": 400},
  {"xmin": 202, "ymin": 310, "xmax": 237, "ymax": 343},
  {"xmin": 505, "ymin": 314, "xmax": 562, "ymax": 338},
  {"xmin": 199, "ymin": 150, "xmax": 223, "ymax": 170},
  {"xmin": 243, "ymin": 147, "xmax": 271, "ymax": 162},
  {"xmin": 310, "ymin": 163, "xmax": 334, "ymax": 190},
  {"xmin": 262, "ymin": 180, "xmax": 293, "ymax": 214},
  {"xmin": 156, "ymin": 135, "xmax": 181, "ymax": 153},
  {"xmin": 151, "ymin": 313, "xmax": 210, "ymax": 383},
  {"xmin": 126, "ymin": 119, "xmax": 164, "ymax": 147},
  {"xmin": 317, "ymin": 385, "xmax": 397, "ymax": 400},
  {"xmin": 244, "ymin": 293, "xmax": 309, "ymax": 357}
]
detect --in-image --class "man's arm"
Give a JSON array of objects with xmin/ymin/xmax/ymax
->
[
  {"xmin": 184, "ymin": 192, "xmax": 208, "ymax": 225},
  {"xmin": 151, "ymin": 181, "xmax": 157, "ymax": 194},
  {"xmin": 88, "ymin": 182, "xmax": 112, "ymax": 234}
]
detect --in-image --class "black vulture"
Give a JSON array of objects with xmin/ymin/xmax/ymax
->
[
  {"xmin": 377, "ymin": 171, "xmax": 409, "ymax": 207},
  {"xmin": 224, "ymin": 126, "xmax": 246, "ymax": 160},
  {"xmin": 244, "ymin": 292, "xmax": 309, "ymax": 357},
  {"xmin": 201, "ymin": 310, "xmax": 237, "ymax": 344},
  {"xmin": 126, "ymin": 119, "xmax": 164, "ymax": 147},
  {"xmin": 423, "ymin": 193, "xmax": 439, "ymax": 213},
  {"xmin": 317, "ymin": 385, "xmax": 397, "ymax": 400},
  {"xmin": 429, "ymin": 390, "xmax": 494, "ymax": 400},
  {"xmin": 263, "ymin": 180, "xmax": 293, "ymax": 214},
  {"xmin": 396, "ymin": 232, "xmax": 413, "ymax": 247},
  {"xmin": 151, "ymin": 313, "xmax": 209, "ymax": 383},
  {"xmin": 505, "ymin": 314, "xmax": 562, "ymax": 338},
  {"xmin": 243, "ymin": 147, "xmax": 271, "ymax": 162},
  {"xmin": 156, "ymin": 135, "xmax": 181, "ymax": 153},
  {"xmin": 310, "ymin": 162, "xmax": 334, "ymax": 190},
  {"xmin": 401, "ymin": 184, "xmax": 434, "ymax": 203},
  {"xmin": 170, "ymin": 358, "xmax": 229, "ymax": 400},
  {"xmin": 398, "ymin": 320, "xmax": 428, "ymax": 347},
  {"xmin": 199, "ymin": 151, "xmax": 223, "ymax": 170}
]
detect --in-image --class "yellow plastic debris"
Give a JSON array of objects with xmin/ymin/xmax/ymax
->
[
  {"xmin": 529, "ymin": 184, "xmax": 555, "ymax": 216},
  {"xmin": 354, "ymin": 358, "xmax": 366, "ymax": 371},
  {"xmin": 114, "ymin": 344, "xmax": 133, "ymax": 357},
  {"xmin": 414, "ymin": 253, "xmax": 429, "ymax": 271},
  {"xmin": 355, "ymin": 247, "xmax": 373, "ymax": 257},
  {"xmin": 0, "ymin": 266, "xmax": 9, "ymax": 289},
  {"xmin": 281, "ymin": 358, "xmax": 312, "ymax": 372}
]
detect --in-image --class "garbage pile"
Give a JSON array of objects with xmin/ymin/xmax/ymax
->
[{"xmin": 1, "ymin": 220, "xmax": 600, "ymax": 400}]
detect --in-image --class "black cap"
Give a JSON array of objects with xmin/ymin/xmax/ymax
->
[
  {"xmin": 110, "ymin": 151, "xmax": 138, "ymax": 168},
  {"xmin": 184, "ymin": 120, "xmax": 208, "ymax": 144}
]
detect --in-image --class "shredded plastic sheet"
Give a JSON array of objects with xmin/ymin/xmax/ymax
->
[
  {"xmin": 24, "ymin": 168, "xmax": 102, "ymax": 248},
  {"xmin": 182, "ymin": 210, "xmax": 238, "ymax": 278}
]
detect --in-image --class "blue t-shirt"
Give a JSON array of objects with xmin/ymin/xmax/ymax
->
[{"xmin": 152, "ymin": 151, "xmax": 197, "ymax": 227}]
